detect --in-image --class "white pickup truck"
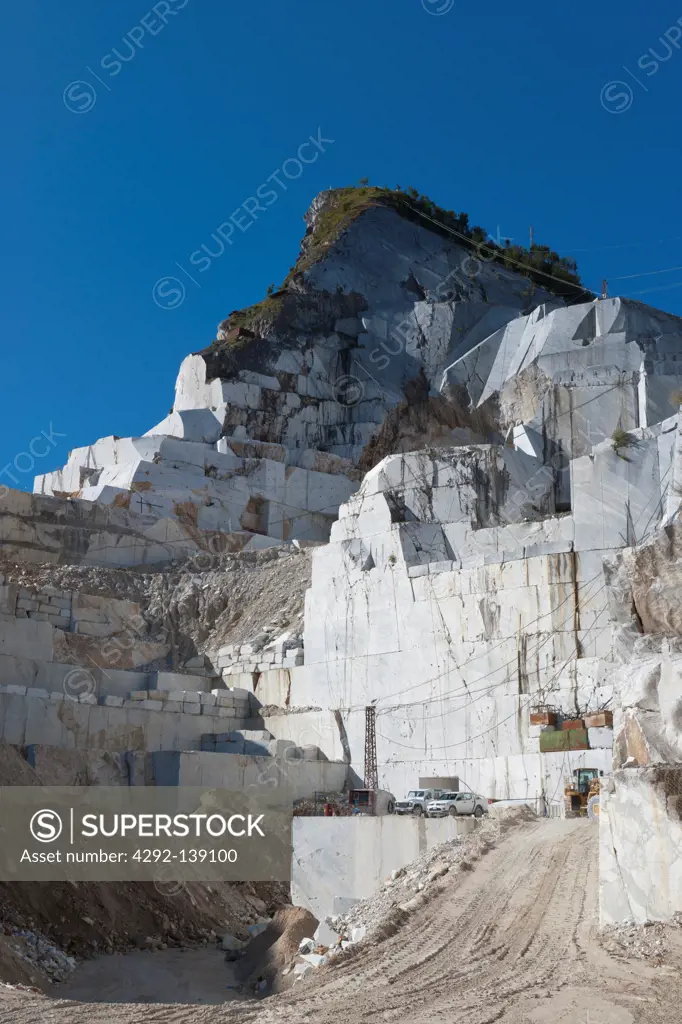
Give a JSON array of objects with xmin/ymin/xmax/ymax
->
[
  {"xmin": 426, "ymin": 791, "xmax": 489, "ymax": 818},
  {"xmin": 395, "ymin": 788, "xmax": 444, "ymax": 816}
]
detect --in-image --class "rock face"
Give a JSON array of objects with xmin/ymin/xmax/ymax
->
[
  {"xmin": 600, "ymin": 766, "xmax": 682, "ymax": 925},
  {"xmin": 34, "ymin": 423, "xmax": 358, "ymax": 545},
  {"xmin": 580, "ymin": 477, "xmax": 682, "ymax": 925},
  {"xmin": 443, "ymin": 296, "xmax": 682, "ymax": 457},
  {"xmin": 35, "ymin": 193, "xmax": 682, "ymax": 552},
  {"xmin": 291, "ymin": 409, "xmax": 679, "ymax": 772}
]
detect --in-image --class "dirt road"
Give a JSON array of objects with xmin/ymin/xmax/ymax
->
[{"xmin": 1, "ymin": 819, "xmax": 680, "ymax": 1024}]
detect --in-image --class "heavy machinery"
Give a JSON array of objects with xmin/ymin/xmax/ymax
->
[{"xmin": 564, "ymin": 768, "xmax": 603, "ymax": 818}]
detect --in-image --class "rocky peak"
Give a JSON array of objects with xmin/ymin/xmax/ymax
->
[{"xmin": 32, "ymin": 186, "xmax": 682, "ymax": 553}]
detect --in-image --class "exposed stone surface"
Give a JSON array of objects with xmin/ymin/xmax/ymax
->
[
  {"xmin": 295, "ymin": 431, "xmax": 676, "ymax": 800},
  {"xmin": 291, "ymin": 814, "xmax": 478, "ymax": 922},
  {"xmin": 600, "ymin": 767, "xmax": 682, "ymax": 925},
  {"xmin": 2, "ymin": 189, "xmax": 682, "ymax": 941},
  {"xmin": 443, "ymin": 297, "xmax": 682, "ymax": 460},
  {"xmin": 0, "ymin": 544, "xmax": 312, "ymax": 672},
  {"xmin": 0, "ymin": 486, "xmax": 254, "ymax": 569},
  {"xmin": 34, "ymin": 195, "xmax": 682, "ymax": 557}
]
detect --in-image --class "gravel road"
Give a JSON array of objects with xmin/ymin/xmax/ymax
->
[{"xmin": 2, "ymin": 819, "xmax": 680, "ymax": 1024}]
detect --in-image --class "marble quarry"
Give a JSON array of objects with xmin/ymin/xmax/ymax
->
[
  {"xmin": 33, "ymin": 412, "xmax": 359, "ymax": 545},
  {"xmin": 442, "ymin": 296, "xmax": 682, "ymax": 457},
  {"xmin": 0, "ymin": 190, "xmax": 680, "ymax": 920},
  {"xmin": 34, "ymin": 199, "xmax": 682, "ymax": 554}
]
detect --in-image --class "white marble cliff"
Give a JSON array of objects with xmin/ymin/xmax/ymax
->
[
  {"xmin": 21, "ymin": 188, "xmax": 682, "ymax": 923},
  {"xmin": 34, "ymin": 191, "xmax": 682, "ymax": 555}
]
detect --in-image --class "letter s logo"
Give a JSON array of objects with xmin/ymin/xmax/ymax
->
[{"xmin": 30, "ymin": 809, "xmax": 63, "ymax": 843}]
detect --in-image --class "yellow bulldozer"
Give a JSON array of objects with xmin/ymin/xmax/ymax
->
[{"xmin": 564, "ymin": 768, "xmax": 603, "ymax": 819}]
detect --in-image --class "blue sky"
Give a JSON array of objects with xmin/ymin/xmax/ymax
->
[{"xmin": 2, "ymin": 0, "xmax": 682, "ymax": 484}]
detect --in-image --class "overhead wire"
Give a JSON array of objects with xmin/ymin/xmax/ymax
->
[
  {"xmin": 610, "ymin": 264, "xmax": 682, "ymax": 281},
  {"xmin": 367, "ymin": 570, "xmax": 606, "ymax": 708},
  {"xmin": 376, "ymin": 599, "xmax": 613, "ymax": 756},
  {"xmin": 393, "ymin": 198, "xmax": 596, "ymax": 304},
  {"xmin": 375, "ymin": 620, "xmax": 612, "ymax": 765},
  {"xmin": 370, "ymin": 467, "xmax": 669, "ymax": 768}
]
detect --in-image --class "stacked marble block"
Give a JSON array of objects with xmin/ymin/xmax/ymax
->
[
  {"xmin": 0, "ymin": 681, "xmax": 252, "ymax": 753},
  {"xmin": 34, "ymin": 354, "xmax": 364, "ymax": 545},
  {"xmin": 217, "ymin": 632, "xmax": 304, "ymax": 679},
  {"xmin": 1, "ymin": 580, "xmax": 156, "ymax": 646},
  {"xmin": 2, "ymin": 580, "xmax": 129, "ymax": 635},
  {"xmin": 0, "ymin": 677, "xmax": 248, "ymax": 720},
  {"xmin": 126, "ymin": 685, "xmax": 251, "ymax": 719},
  {"xmin": 0, "ymin": 486, "xmax": 239, "ymax": 570},
  {"xmin": 200, "ymin": 728, "xmax": 327, "ymax": 760},
  {"xmin": 0, "ymin": 580, "xmax": 254, "ymax": 751},
  {"xmin": 122, "ymin": 667, "xmax": 251, "ymax": 718},
  {"xmin": 13, "ymin": 586, "xmax": 71, "ymax": 628}
]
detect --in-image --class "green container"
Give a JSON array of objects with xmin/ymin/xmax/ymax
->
[{"xmin": 539, "ymin": 728, "xmax": 589, "ymax": 753}]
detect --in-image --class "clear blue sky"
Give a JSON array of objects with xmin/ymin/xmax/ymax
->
[{"xmin": 2, "ymin": 0, "xmax": 682, "ymax": 484}]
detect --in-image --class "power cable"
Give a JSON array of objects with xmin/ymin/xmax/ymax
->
[
  {"xmin": 610, "ymin": 265, "xmax": 682, "ymax": 281},
  {"xmin": 369, "ymin": 569, "xmax": 606, "ymax": 707},
  {"xmin": 372, "ymin": 577, "xmax": 608, "ymax": 716},
  {"xmin": 375, "ymin": 615, "xmax": 612, "ymax": 766},
  {"xmin": 394, "ymin": 198, "xmax": 595, "ymax": 303},
  {"xmin": 376, "ymin": 598, "xmax": 611, "ymax": 753},
  {"xmin": 629, "ymin": 281, "xmax": 682, "ymax": 298}
]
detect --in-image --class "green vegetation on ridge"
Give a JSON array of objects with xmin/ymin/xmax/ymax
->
[
  {"xmin": 213, "ymin": 183, "xmax": 587, "ymax": 346},
  {"xmin": 290, "ymin": 184, "xmax": 584, "ymax": 296}
]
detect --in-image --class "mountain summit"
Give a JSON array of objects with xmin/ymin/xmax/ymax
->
[{"xmin": 34, "ymin": 188, "xmax": 682, "ymax": 547}]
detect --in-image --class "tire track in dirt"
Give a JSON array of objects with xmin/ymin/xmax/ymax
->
[{"xmin": 2, "ymin": 819, "xmax": 680, "ymax": 1024}]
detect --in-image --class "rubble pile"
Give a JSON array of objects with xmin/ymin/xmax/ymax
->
[
  {"xmin": 143, "ymin": 547, "xmax": 311, "ymax": 661},
  {"xmin": 0, "ymin": 561, "xmax": 150, "ymax": 602},
  {"xmin": 0, "ymin": 544, "xmax": 312, "ymax": 671},
  {"xmin": 6, "ymin": 931, "xmax": 76, "ymax": 985},
  {"xmin": 601, "ymin": 919, "xmax": 681, "ymax": 961},
  {"xmin": 292, "ymin": 793, "xmax": 350, "ymax": 816},
  {"xmin": 256, "ymin": 704, "xmax": 322, "ymax": 717}
]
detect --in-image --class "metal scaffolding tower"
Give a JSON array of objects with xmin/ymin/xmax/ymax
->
[{"xmin": 364, "ymin": 704, "xmax": 378, "ymax": 791}]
